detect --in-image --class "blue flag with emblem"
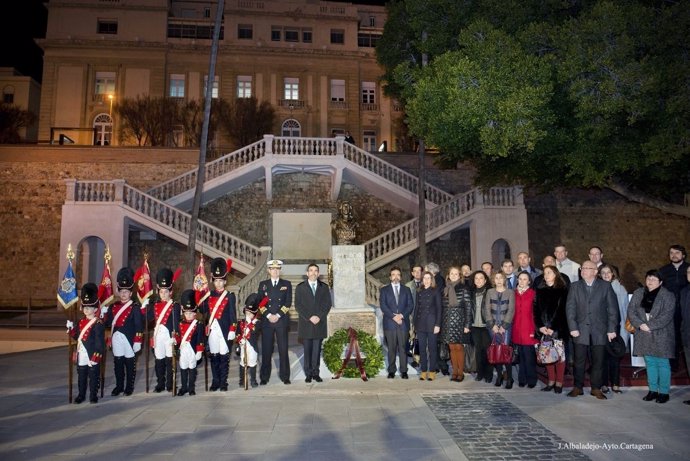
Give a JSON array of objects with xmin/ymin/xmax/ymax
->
[{"xmin": 57, "ymin": 260, "xmax": 78, "ymax": 309}]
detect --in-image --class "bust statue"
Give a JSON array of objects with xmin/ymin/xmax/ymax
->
[{"xmin": 331, "ymin": 201, "xmax": 358, "ymax": 245}]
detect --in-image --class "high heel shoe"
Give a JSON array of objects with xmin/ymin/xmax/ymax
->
[
  {"xmin": 495, "ymin": 374, "xmax": 504, "ymax": 387},
  {"xmin": 554, "ymin": 385, "xmax": 563, "ymax": 394},
  {"xmin": 505, "ymin": 379, "xmax": 513, "ymax": 390},
  {"xmin": 541, "ymin": 384, "xmax": 555, "ymax": 392}
]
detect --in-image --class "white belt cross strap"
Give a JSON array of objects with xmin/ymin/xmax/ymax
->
[
  {"xmin": 111, "ymin": 300, "xmax": 133, "ymax": 337},
  {"xmin": 208, "ymin": 290, "xmax": 228, "ymax": 329},
  {"xmin": 181, "ymin": 319, "xmax": 198, "ymax": 344},
  {"xmin": 78, "ymin": 317, "xmax": 98, "ymax": 351},
  {"xmin": 153, "ymin": 300, "xmax": 173, "ymax": 340}
]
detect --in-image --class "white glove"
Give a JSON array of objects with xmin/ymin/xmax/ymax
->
[
  {"xmin": 133, "ymin": 343, "xmax": 142, "ymax": 353},
  {"xmin": 88, "ymin": 361, "xmax": 96, "ymax": 367},
  {"xmin": 100, "ymin": 306, "xmax": 109, "ymax": 315},
  {"xmin": 141, "ymin": 298, "xmax": 149, "ymax": 308},
  {"xmin": 239, "ymin": 338, "xmax": 246, "ymax": 346},
  {"xmin": 195, "ymin": 351, "xmax": 202, "ymax": 361},
  {"xmin": 168, "ymin": 338, "xmax": 176, "ymax": 347},
  {"xmin": 66, "ymin": 320, "xmax": 74, "ymax": 330},
  {"xmin": 227, "ymin": 331, "xmax": 236, "ymax": 341}
]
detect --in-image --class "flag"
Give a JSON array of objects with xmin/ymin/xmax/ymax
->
[
  {"xmin": 57, "ymin": 260, "xmax": 78, "ymax": 310},
  {"xmin": 193, "ymin": 254, "xmax": 210, "ymax": 305},
  {"xmin": 134, "ymin": 258, "xmax": 153, "ymax": 304},
  {"xmin": 97, "ymin": 261, "xmax": 115, "ymax": 307}
]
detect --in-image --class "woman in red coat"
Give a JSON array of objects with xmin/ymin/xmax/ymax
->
[{"xmin": 512, "ymin": 271, "xmax": 538, "ymax": 388}]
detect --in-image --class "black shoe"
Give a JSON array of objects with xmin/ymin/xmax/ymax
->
[
  {"xmin": 643, "ymin": 391, "xmax": 658, "ymax": 401},
  {"xmin": 177, "ymin": 389, "xmax": 187, "ymax": 397},
  {"xmin": 528, "ymin": 384, "xmax": 536, "ymax": 389},
  {"xmin": 189, "ymin": 390, "xmax": 196, "ymax": 396},
  {"xmin": 682, "ymin": 400, "xmax": 690, "ymax": 405},
  {"xmin": 89, "ymin": 397, "xmax": 98, "ymax": 404},
  {"xmin": 474, "ymin": 375, "xmax": 484, "ymax": 382},
  {"xmin": 505, "ymin": 380, "xmax": 513, "ymax": 390},
  {"xmin": 401, "ymin": 373, "xmax": 409, "ymax": 379},
  {"xmin": 518, "ymin": 383, "xmax": 526, "ymax": 388},
  {"xmin": 111, "ymin": 387, "xmax": 124, "ymax": 397},
  {"xmin": 656, "ymin": 394, "xmax": 669, "ymax": 404},
  {"xmin": 313, "ymin": 376, "xmax": 323, "ymax": 383},
  {"xmin": 220, "ymin": 385, "xmax": 228, "ymax": 391},
  {"xmin": 495, "ymin": 376, "xmax": 503, "ymax": 387},
  {"xmin": 260, "ymin": 380, "xmax": 268, "ymax": 385},
  {"xmin": 305, "ymin": 376, "xmax": 312, "ymax": 383},
  {"xmin": 124, "ymin": 390, "xmax": 133, "ymax": 396},
  {"xmin": 209, "ymin": 384, "xmax": 219, "ymax": 392},
  {"xmin": 387, "ymin": 372, "xmax": 395, "ymax": 379},
  {"xmin": 485, "ymin": 376, "xmax": 492, "ymax": 383},
  {"xmin": 74, "ymin": 395, "xmax": 85, "ymax": 404},
  {"xmin": 283, "ymin": 379, "xmax": 291, "ymax": 385},
  {"xmin": 554, "ymin": 386, "xmax": 563, "ymax": 394},
  {"xmin": 542, "ymin": 385, "xmax": 554, "ymax": 392},
  {"xmin": 153, "ymin": 385, "xmax": 164, "ymax": 393},
  {"xmin": 441, "ymin": 369, "xmax": 450, "ymax": 376}
]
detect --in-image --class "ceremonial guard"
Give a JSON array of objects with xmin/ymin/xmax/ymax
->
[
  {"xmin": 237, "ymin": 294, "xmax": 265, "ymax": 388},
  {"xmin": 202, "ymin": 257, "xmax": 237, "ymax": 391},
  {"xmin": 149, "ymin": 267, "xmax": 180, "ymax": 393},
  {"xmin": 102, "ymin": 267, "xmax": 143, "ymax": 396},
  {"xmin": 257, "ymin": 259, "xmax": 292, "ymax": 385},
  {"xmin": 175, "ymin": 289, "xmax": 205, "ymax": 396},
  {"xmin": 67, "ymin": 283, "xmax": 105, "ymax": 404}
]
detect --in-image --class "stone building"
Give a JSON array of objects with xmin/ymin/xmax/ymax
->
[
  {"xmin": 36, "ymin": 0, "xmax": 400, "ymax": 149},
  {"xmin": 0, "ymin": 67, "xmax": 41, "ymax": 142}
]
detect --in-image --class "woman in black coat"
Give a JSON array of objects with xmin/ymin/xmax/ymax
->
[
  {"xmin": 442, "ymin": 266, "xmax": 473, "ymax": 382},
  {"xmin": 414, "ymin": 271, "xmax": 442, "ymax": 381},
  {"xmin": 533, "ymin": 265, "xmax": 569, "ymax": 394}
]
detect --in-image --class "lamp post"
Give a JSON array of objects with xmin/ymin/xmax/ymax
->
[{"xmin": 108, "ymin": 93, "xmax": 114, "ymax": 116}]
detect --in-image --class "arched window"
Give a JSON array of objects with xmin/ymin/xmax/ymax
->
[
  {"xmin": 93, "ymin": 113, "xmax": 113, "ymax": 146},
  {"xmin": 3, "ymin": 85, "xmax": 15, "ymax": 104},
  {"xmin": 491, "ymin": 239, "xmax": 512, "ymax": 267},
  {"xmin": 281, "ymin": 119, "xmax": 301, "ymax": 137}
]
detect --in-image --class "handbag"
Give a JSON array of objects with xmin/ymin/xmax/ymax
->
[
  {"xmin": 406, "ymin": 336, "xmax": 419, "ymax": 357},
  {"xmin": 625, "ymin": 317, "xmax": 635, "ymax": 334},
  {"xmin": 487, "ymin": 334, "xmax": 514, "ymax": 365},
  {"xmin": 464, "ymin": 343, "xmax": 476, "ymax": 373},
  {"xmin": 536, "ymin": 336, "xmax": 560, "ymax": 365}
]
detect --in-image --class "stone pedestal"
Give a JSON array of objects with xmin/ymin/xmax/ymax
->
[{"xmin": 327, "ymin": 245, "xmax": 376, "ymax": 337}]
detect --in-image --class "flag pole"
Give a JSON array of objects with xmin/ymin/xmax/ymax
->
[
  {"xmin": 99, "ymin": 245, "xmax": 112, "ymax": 398},
  {"xmin": 61, "ymin": 244, "xmax": 76, "ymax": 404}
]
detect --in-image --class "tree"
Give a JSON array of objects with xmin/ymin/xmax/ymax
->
[
  {"xmin": 381, "ymin": 0, "xmax": 690, "ymax": 215},
  {"xmin": 0, "ymin": 103, "xmax": 36, "ymax": 143},
  {"xmin": 116, "ymin": 96, "xmax": 179, "ymax": 146},
  {"xmin": 219, "ymin": 97, "xmax": 275, "ymax": 148},
  {"xmin": 178, "ymin": 99, "xmax": 227, "ymax": 147}
]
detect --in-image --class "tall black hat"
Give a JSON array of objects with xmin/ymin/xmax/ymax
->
[
  {"xmin": 116, "ymin": 267, "xmax": 135, "ymax": 290},
  {"xmin": 156, "ymin": 268, "xmax": 174, "ymax": 289},
  {"xmin": 80, "ymin": 282, "xmax": 99, "ymax": 307},
  {"xmin": 211, "ymin": 257, "xmax": 231, "ymax": 280},
  {"xmin": 243, "ymin": 293, "xmax": 259, "ymax": 315},
  {"xmin": 180, "ymin": 289, "xmax": 197, "ymax": 312}
]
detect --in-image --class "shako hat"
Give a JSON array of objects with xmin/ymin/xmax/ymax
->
[
  {"xmin": 180, "ymin": 289, "xmax": 197, "ymax": 312},
  {"xmin": 244, "ymin": 293, "xmax": 259, "ymax": 315},
  {"xmin": 116, "ymin": 267, "xmax": 135, "ymax": 290},
  {"xmin": 211, "ymin": 257, "xmax": 232, "ymax": 280},
  {"xmin": 156, "ymin": 268, "xmax": 174, "ymax": 289},
  {"xmin": 80, "ymin": 282, "xmax": 100, "ymax": 307}
]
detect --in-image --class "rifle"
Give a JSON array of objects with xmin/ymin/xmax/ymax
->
[{"xmin": 145, "ymin": 301, "xmax": 150, "ymax": 393}]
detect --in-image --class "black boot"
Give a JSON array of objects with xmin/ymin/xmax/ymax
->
[
  {"xmin": 494, "ymin": 367, "xmax": 504, "ymax": 387},
  {"xmin": 165, "ymin": 357, "xmax": 174, "ymax": 392},
  {"xmin": 177, "ymin": 369, "xmax": 189, "ymax": 396},
  {"xmin": 209, "ymin": 354, "xmax": 220, "ymax": 391},
  {"xmin": 239, "ymin": 365, "xmax": 246, "ymax": 388},
  {"xmin": 111, "ymin": 356, "xmax": 125, "ymax": 396},
  {"xmin": 75, "ymin": 365, "xmax": 88, "ymax": 404},
  {"xmin": 219, "ymin": 354, "xmax": 229, "ymax": 391},
  {"xmin": 154, "ymin": 359, "xmax": 165, "ymax": 392},
  {"xmin": 124, "ymin": 357, "xmax": 136, "ymax": 396},
  {"xmin": 89, "ymin": 364, "xmax": 100, "ymax": 403},
  {"xmin": 249, "ymin": 366, "xmax": 258, "ymax": 388},
  {"xmin": 188, "ymin": 368, "xmax": 197, "ymax": 396}
]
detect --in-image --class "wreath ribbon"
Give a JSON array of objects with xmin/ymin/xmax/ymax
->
[{"xmin": 333, "ymin": 327, "xmax": 368, "ymax": 381}]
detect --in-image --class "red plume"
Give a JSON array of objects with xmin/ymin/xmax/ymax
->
[
  {"xmin": 226, "ymin": 259, "xmax": 233, "ymax": 273},
  {"xmin": 172, "ymin": 268, "xmax": 183, "ymax": 284}
]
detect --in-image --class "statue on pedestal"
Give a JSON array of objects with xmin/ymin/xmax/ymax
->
[{"xmin": 331, "ymin": 201, "xmax": 358, "ymax": 245}]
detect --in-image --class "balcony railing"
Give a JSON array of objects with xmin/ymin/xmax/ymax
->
[
  {"xmin": 360, "ymin": 103, "xmax": 379, "ymax": 112},
  {"xmin": 278, "ymin": 99, "xmax": 305, "ymax": 109}
]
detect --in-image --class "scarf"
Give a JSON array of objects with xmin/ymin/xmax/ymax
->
[
  {"xmin": 445, "ymin": 281, "xmax": 459, "ymax": 307},
  {"xmin": 641, "ymin": 286, "xmax": 660, "ymax": 314}
]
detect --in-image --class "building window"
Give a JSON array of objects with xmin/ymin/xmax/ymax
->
[
  {"xmin": 358, "ymin": 33, "xmax": 381, "ymax": 48},
  {"xmin": 361, "ymin": 81, "xmax": 376, "ymax": 104},
  {"xmin": 238, "ymin": 24, "xmax": 253, "ymax": 39},
  {"xmin": 284, "ymin": 28, "xmax": 299, "ymax": 42},
  {"xmin": 204, "ymin": 7, "xmax": 211, "ymax": 18},
  {"xmin": 169, "ymin": 74, "xmax": 185, "ymax": 98},
  {"xmin": 369, "ymin": 16, "xmax": 376, "ymax": 27},
  {"xmin": 97, "ymin": 19, "xmax": 118, "ymax": 35},
  {"xmin": 363, "ymin": 130, "xmax": 377, "ymax": 152},
  {"xmin": 93, "ymin": 113, "xmax": 113, "ymax": 146},
  {"xmin": 204, "ymin": 75, "xmax": 219, "ymax": 99},
  {"xmin": 237, "ymin": 75, "xmax": 252, "ymax": 98},
  {"xmin": 330, "ymin": 79, "xmax": 345, "ymax": 102},
  {"xmin": 302, "ymin": 28, "xmax": 312, "ymax": 43},
  {"xmin": 271, "ymin": 27, "xmax": 281, "ymax": 41},
  {"xmin": 95, "ymin": 71, "xmax": 116, "ymax": 100},
  {"xmin": 3, "ymin": 85, "xmax": 15, "ymax": 104},
  {"xmin": 284, "ymin": 77, "xmax": 299, "ymax": 100},
  {"xmin": 330, "ymin": 29, "xmax": 345, "ymax": 44},
  {"xmin": 282, "ymin": 119, "xmax": 301, "ymax": 137}
]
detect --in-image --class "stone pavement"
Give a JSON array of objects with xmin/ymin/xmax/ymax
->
[{"xmin": 1, "ymin": 343, "xmax": 689, "ymax": 461}]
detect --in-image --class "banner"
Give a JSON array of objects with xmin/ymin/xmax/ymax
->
[{"xmin": 57, "ymin": 260, "xmax": 78, "ymax": 310}]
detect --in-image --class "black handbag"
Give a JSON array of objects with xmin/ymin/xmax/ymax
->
[{"xmin": 407, "ymin": 336, "xmax": 419, "ymax": 357}]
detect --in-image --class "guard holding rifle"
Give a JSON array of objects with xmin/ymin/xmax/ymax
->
[
  {"xmin": 202, "ymin": 257, "xmax": 237, "ymax": 392},
  {"xmin": 149, "ymin": 267, "xmax": 180, "ymax": 393}
]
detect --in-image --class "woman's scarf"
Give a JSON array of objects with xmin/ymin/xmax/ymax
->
[
  {"xmin": 641, "ymin": 286, "xmax": 660, "ymax": 314},
  {"xmin": 445, "ymin": 280, "xmax": 459, "ymax": 307}
]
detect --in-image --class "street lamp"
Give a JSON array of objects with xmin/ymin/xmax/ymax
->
[{"xmin": 108, "ymin": 93, "xmax": 114, "ymax": 116}]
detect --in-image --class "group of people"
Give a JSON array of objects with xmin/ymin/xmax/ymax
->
[
  {"xmin": 66, "ymin": 258, "xmax": 332, "ymax": 404},
  {"xmin": 379, "ymin": 244, "xmax": 690, "ymax": 405}
]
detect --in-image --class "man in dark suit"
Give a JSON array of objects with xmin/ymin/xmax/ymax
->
[
  {"xmin": 566, "ymin": 260, "xmax": 619, "ymax": 400},
  {"xmin": 257, "ymin": 259, "xmax": 292, "ymax": 385},
  {"xmin": 295, "ymin": 263, "xmax": 332, "ymax": 383},
  {"xmin": 380, "ymin": 266, "xmax": 414, "ymax": 379}
]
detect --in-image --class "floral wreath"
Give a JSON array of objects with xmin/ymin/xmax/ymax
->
[{"xmin": 322, "ymin": 328, "xmax": 384, "ymax": 378}]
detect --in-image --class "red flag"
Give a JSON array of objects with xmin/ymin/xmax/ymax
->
[
  {"xmin": 134, "ymin": 258, "xmax": 153, "ymax": 305},
  {"xmin": 97, "ymin": 260, "xmax": 115, "ymax": 307},
  {"xmin": 194, "ymin": 254, "xmax": 210, "ymax": 305}
]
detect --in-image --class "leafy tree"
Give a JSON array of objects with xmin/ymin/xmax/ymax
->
[
  {"xmin": 219, "ymin": 97, "xmax": 275, "ymax": 148},
  {"xmin": 381, "ymin": 0, "xmax": 690, "ymax": 215},
  {"xmin": 0, "ymin": 103, "xmax": 36, "ymax": 143},
  {"xmin": 116, "ymin": 96, "xmax": 178, "ymax": 146},
  {"xmin": 178, "ymin": 99, "xmax": 227, "ymax": 147}
]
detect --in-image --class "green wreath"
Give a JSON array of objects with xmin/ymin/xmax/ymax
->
[{"xmin": 322, "ymin": 328, "xmax": 384, "ymax": 378}]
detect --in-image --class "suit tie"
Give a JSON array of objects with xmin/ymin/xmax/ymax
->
[
  {"xmin": 394, "ymin": 285, "xmax": 399, "ymax": 304},
  {"xmin": 311, "ymin": 283, "xmax": 316, "ymax": 295},
  {"xmin": 273, "ymin": 281, "xmax": 277, "ymax": 288}
]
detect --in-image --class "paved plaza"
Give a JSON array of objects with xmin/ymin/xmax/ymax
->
[{"xmin": 1, "ymin": 336, "xmax": 689, "ymax": 461}]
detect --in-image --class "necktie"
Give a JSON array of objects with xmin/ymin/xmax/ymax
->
[
  {"xmin": 311, "ymin": 283, "xmax": 316, "ymax": 295},
  {"xmin": 273, "ymin": 281, "xmax": 277, "ymax": 287},
  {"xmin": 394, "ymin": 285, "xmax": 399, "ymax": 304}
]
